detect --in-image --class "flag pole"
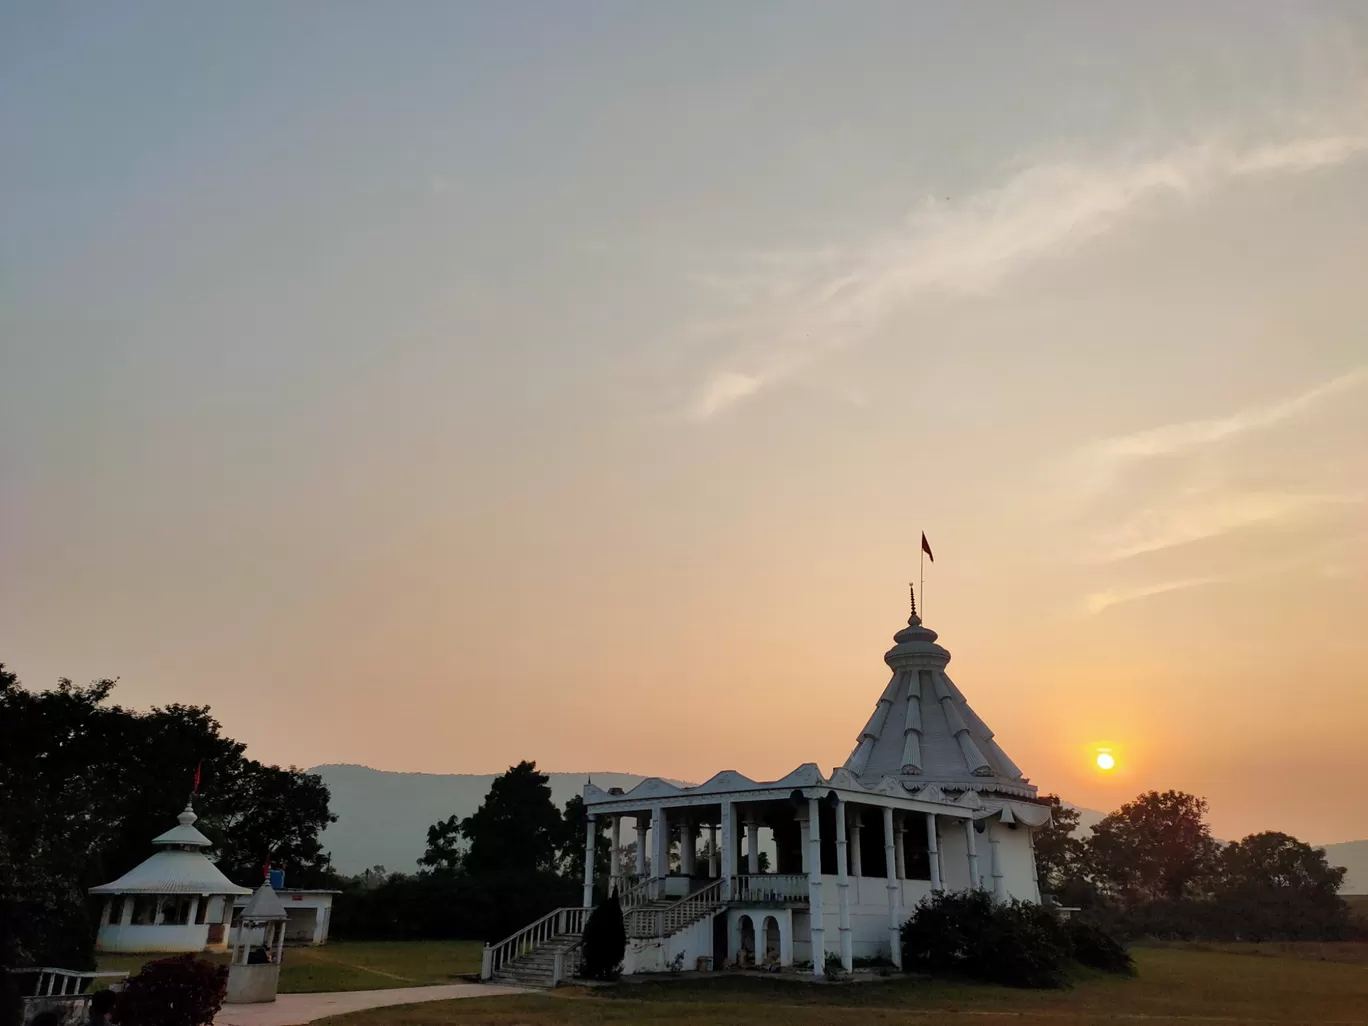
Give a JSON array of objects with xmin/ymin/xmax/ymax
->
[{"xmin": 920, "ymin": 542, "xmax": 925, "ymax": 620}]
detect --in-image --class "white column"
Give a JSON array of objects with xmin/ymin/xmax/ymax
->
[
  {"xmin": 807, "ymin": 797, "xmax": 825, "ymax": 978},
  {"xmin": 849, "ymin": 813, "xmax": 863, "ymax": 877},
  {"xmin": 746, "ymin": 818, "xmax": 760, "ymax": 874},
  {"xmin": 635, "ymin": 815, "xmax": 648, "ymax": 880},
  {"xmin": 708, "ymin": 822, "xmax": 719, "ymax": 878},
  {"xmin": 101, "ymin": 899, "xmax": 113, "ymax": 927},
  {"xmin": 652, "ymin": 805, "xmax": 668, "ymax": 895},
  {"xmin": 964, "ymin": 818, "xmax": 981, "ymax": 890},
  {"xmin": 926, "ymin": 813, "xmax": 941, "ymax": 892},
  {"xmin": 798, "ymin": 809, "xmax": 811, "ymax": 874},
  {"xmin": 120, "ymin": 897, "xmax": 133, "ymax": 926},
  {"xmin": 882, "ymin": 805, "xmax": 902, "ymax": 968},
  {"xmin": 609, "ymin": 816, "xmax": 622, "ymax": 895},
  {"xmin": 681, "ymin": 818, "xmax": 696, "ymax": 877},
  {"xmin": 990, "ymin": 830, "xmax": 1004, "ymax": 900},
  {"xmin": 894, "ymin": 816, "xmax": 906, "ymax": 880},
  {"xmin": 582, "ymin": 814, "xmax": 597, "ymax": 907},
  {"xmin": 721, "ymin": 801, "xmax": 736, "ymax": 899},
  {"xmin": 187, "ymin": 895, "xmax": 199, "ymax": 927},
  {"xmin": 835, "ymin": 799, "xmax": 852, "ymax": 972}
]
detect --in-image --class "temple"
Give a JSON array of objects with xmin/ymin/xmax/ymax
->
[{"xmin": 482, "ymin": 592, "xmax": 1052, "ymax": 984}]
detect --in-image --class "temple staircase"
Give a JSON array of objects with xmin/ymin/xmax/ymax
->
[{"xmin": 480, "ymin": 879, "xmax": 727, "ymax": 988}]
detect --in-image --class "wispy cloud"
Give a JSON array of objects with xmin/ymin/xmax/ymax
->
[
  {"xmin": 1083, "ymin": 366, "xmax": 1368, "ymax": 471},
  {"xmin": 1084, "ymin": 575, "xmax": 1226, "ymax": 615},
  {"xmin": 688, "ymin": 123, "xmax": 1368, "ymax": 419},
  {"xmin": 1094, "ymin": 490, "xmax": 1360, "ymax": 563}
]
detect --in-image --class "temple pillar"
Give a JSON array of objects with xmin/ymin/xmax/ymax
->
[
  {"xmin": 746, "ymin": 818, "xmax": 760, "ymax": 874},
  {"xmin": 609, "ymin": 816, "xmax": 622, "ymax": 895},
  {"xmin": 582, "ymin": 814, "xmax": 597, "ymax": 907},
  {"xmin": 850, "ymin": 812, "xmax": 863, "ymax": 877},
  {"xmin": 721, "ymin": 800, "xmax": 736, "ymax": 899},
  {"xmin": 894, "ymin": 816, "xmax": 906, "ymax": 879},
  {"xmin": 964, "ymin": 818, "xmax": 981, "ymax": 890},
  {"xmin": 835, "ymin": 799, "xmax": 852, "ymax": 972},
  {"xmin": 807, "ymin": 797, "xmax": 824, "ymax": 978},
  {"xmin": 990, "ymin": 830, "xmax": 1004, "ymax": 900},
  {"xmin": 883, "ymin": 805, "xmax": 902, "ymax": 968},
  {"xmin": 926, "ymin": 813, "xmax": 941, "ymax": 892},
  {"xmin": 635, "ymin": 815, "xmax": 647, "ymax": 880},
  {"xmin": 708, "ymin": 821, "xmax": 719, "ymax": 878}
]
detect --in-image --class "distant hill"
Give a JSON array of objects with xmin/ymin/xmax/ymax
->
[
  {"xmin": 310, "ymin": 766, "xmax": 1366, "ymax": 893},
  {"xmin": 309, "ymin": 764, "xmax": 686, "ymax": 875}
]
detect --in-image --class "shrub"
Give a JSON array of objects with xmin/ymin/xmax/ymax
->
[
  {"xmin": 1065, "ymin": 917, "xmax": 1135, "ymax": 975},
  {"xmin": 901, "ymin": 890, "xmax": 1070, "ymax": 989},
  {"xmin": 112, "ymin": 955, "xmax": 227, "ymax": 1026},
  {"xmin": 578, "ymin": 893, "xmax": 626, "ymax": 981}
]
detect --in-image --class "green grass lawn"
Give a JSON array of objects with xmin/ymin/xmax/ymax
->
[
  {"xmin": 97, "ymin": 940, "xmax": 485, "ymax": 993},
  {"xmin": 313, "ymin": 944, "xmax": 1368, "ymax": 1026}
]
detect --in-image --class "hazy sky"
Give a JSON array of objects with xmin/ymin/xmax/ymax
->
[{"xmin": 3, "ymin": 2, "xmax": 1366, "ymax": 844}]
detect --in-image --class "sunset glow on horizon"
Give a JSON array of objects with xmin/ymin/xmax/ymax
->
[{"xmin": 2, "ymin": 3, "xmax": 1367, "ymax": 847}]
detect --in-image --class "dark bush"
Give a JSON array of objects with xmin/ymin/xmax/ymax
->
[
  {"xmin": 578, "ymin": 893, "xmax": 626, "ymax": 981},
  {"xmin": 1065, "ymin": 917, "xmax": 1135, "ymax": 975},
  {"xmin": 112, "ymin": 955, "xmax": 227, "ymax": 1026},
  {"xmin": 901, "ymin": 890, "xmax": 1071, "ymax": 989}
]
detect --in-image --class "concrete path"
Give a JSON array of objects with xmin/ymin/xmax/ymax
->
[{"xmin": 215, "ymin": 984, "xmax": 529, "ymax": 1026}]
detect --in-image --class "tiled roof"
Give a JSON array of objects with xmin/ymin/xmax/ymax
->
[
  {"xmin": 842, "ymin": 612, "xmax": 1037, "ymax": 799},
  {"xmin": 89, "ymin": 849, "xmax": 250, "ymax": 895}
]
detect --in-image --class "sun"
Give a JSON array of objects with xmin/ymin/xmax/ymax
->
[{"xmin": 1095, "ymin": 751, "xmax": 1116, "ymax": 771}]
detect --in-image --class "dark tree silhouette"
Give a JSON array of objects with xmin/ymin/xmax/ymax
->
[
  {"xmin": 460, "ymin": 761, "xmax": 564, "ymax": 876},
  {"xmin": 1084, "ymin": 790, "xmax": 1219, "ymax": 902}
]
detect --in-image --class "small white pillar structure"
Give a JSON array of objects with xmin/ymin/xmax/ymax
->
[{"xmin": 226, "ymin": 881, "xmax": 288, "ymax": 1004}]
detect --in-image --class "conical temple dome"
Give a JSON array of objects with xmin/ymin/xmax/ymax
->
[{"xmin": 843, "ymin": 608, "xmax": 1036, "ymax": 799}]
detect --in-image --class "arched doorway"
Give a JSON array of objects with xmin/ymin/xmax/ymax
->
[
  {"xmin": 737, "ymin": 914, "xmax": 755, "ymax": 966},
  {"xmin": 761, "ymin": 916, "xmax": 780, "ymax": 964}
]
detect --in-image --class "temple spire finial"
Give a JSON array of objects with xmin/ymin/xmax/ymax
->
[{"xmin": 908, "ymin": 581, "xmax": 918, "ymax": 621}]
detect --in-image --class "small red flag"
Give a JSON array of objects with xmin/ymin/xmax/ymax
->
[
  {"xmin": 921, "ymin": 532, "xmax": 934, "ymax": 562},
  {"xmin": 193, "ymin": 761, "xmax": 202, "ymax": 794}
]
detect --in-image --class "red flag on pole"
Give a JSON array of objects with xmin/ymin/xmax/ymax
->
[
  {"xmin": 921, "ymin": 532, "xmax": 934, "ymax": 562},
  {"xmin": 193, "ymin": 761, "xmax": 202, "ymax": 794}
]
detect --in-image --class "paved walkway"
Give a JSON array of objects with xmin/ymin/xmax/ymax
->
[{"xmin": 215, "ymin": 984, "xmax": 529, "ymax": 1026}]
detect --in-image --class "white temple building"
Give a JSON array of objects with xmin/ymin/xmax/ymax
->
[
  {"xmin": 90, "ymin": 802, "xmax": 251, "ymax": 953},
  {"xmin": 483, "ymin": 594, "xmax": 1052, "ymax": 985}
]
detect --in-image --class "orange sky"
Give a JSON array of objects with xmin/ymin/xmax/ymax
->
[{"xmin": 3, "ymin": 4, "xmax": 1366, "ymax": 846}]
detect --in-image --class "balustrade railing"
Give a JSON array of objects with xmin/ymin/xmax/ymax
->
[
  {"xmin": 480, "ymin": 906, "xmax": 591, "ymax": 979},
  {"xmin": 731, "ymin": 873, "xmax": 810, "ymax": 903}
]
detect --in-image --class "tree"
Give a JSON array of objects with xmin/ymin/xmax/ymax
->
[
  {"xmin": 460, "ymin": 761, "xmax": 564, "ymax": 876},
  {"xmin": 418, "ymin": 815, "xmax": 465, "ymax": 875},
  {"xmin": 0, "ymin": 666, "xmax": 338, "ymax": 969},
  {"xmin": 1033, "ymin": 795, "xmax": 1084, "ymax": 893},
  {"xmin": 1214, "ymin": 832, "xmax": 1349, "ymax": 940},
  {"xmin": 1084, "ymin": 790, "xmax": 1219, "ymax": 902},
  {"xmin": 558, "ymin": 795, "xmax": 611, "ymax": 887}
]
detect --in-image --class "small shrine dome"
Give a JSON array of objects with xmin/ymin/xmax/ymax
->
[{"xmin": 89, "ymin": 801, "xmax": 250, "ymax": 954}]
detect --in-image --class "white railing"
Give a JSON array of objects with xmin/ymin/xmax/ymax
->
[
  {"xmin": 625, "ymin": 879, "xmax": 725, "ymax": 939},
  {"xmin": 615, "ymin": 875, "xmax": 655, "ymax": 910},
  {"xmin": 8, "ymin": 968, "xmax": 128, "ymax": 997},
  {"xmin": 662, "ymin": 878, "xmax": 724, "ymax": 934},
  {"xmin": 731, "ymin": 873, "xmax": 810, "ymax": 903},
  {"xmin": 480, "ymin": 906, "xmax": 591, "ymax": 980}
]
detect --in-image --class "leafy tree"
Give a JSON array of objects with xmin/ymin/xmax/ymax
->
[
  {"xmin": 1084, "ymin": 790, "xmax": 1219, "ymax": 902},
  {"xmin": 1033, "ymin": 795, "xmax": 1085, "ymax": 893},
  {"xmin": 1213, "ymin": 832, "xmax": 1349, "ymax": 940},
  {"xmin": 558, "ymin": 795, "xmax": 611, "ymax": 887},
  {"xmin": 418, "ymin": 815, "xmax": 465, "ymax": 875},
  {"xmin": 0, "ymin": 666, "xmax": 337, "ymax": 970},
  {"xmin": 460, "ymin": 761, "xmax": 564, "ymax": 876}
]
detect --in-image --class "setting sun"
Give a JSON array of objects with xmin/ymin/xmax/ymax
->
[{"xmin": 1096, "ymin": 751, "xmax": 1116, "ymax": 771}]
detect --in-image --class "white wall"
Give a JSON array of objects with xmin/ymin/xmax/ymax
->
[{"xmin": 95, "ymin": 923, "xmax": 210, "ymax": 954}]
